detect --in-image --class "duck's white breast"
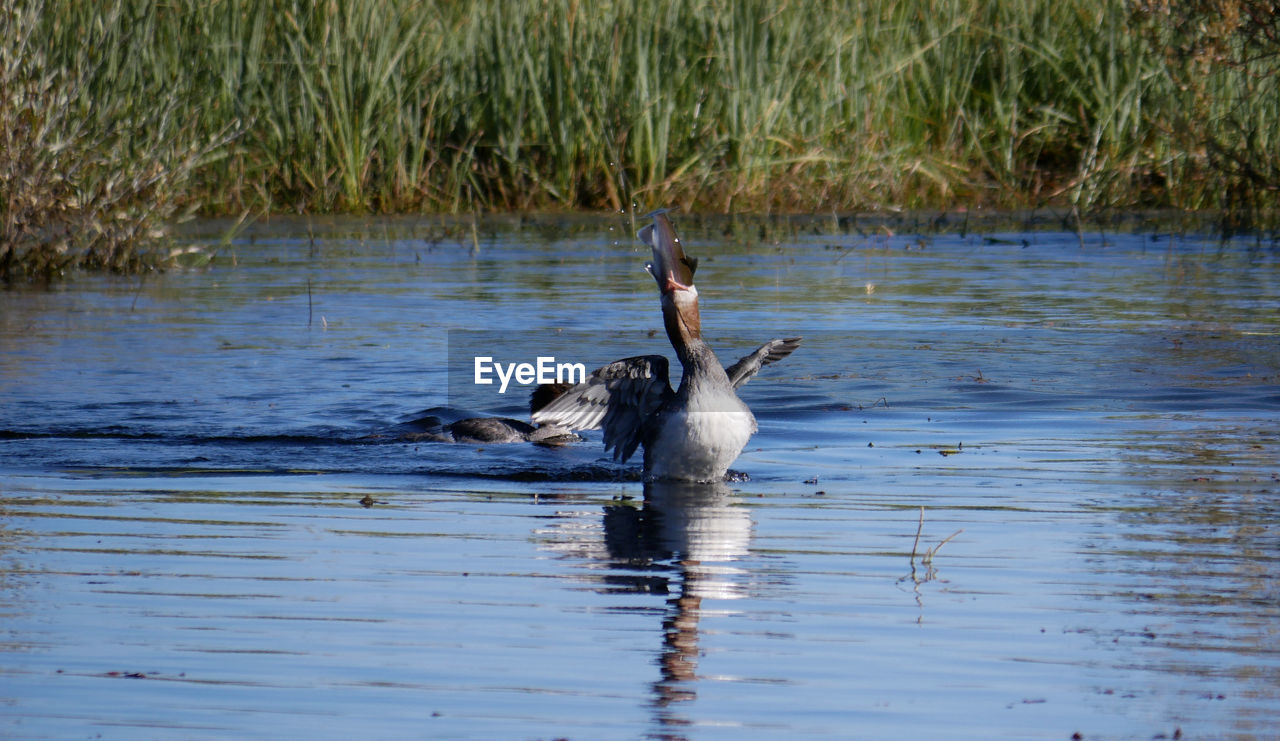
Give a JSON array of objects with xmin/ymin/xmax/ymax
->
[{"xmin": 644, "ymin": 393, "xmax": 756, "ymax": 482}]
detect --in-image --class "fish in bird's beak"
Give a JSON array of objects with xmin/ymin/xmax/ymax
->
[
  {"xmin": 639, "ymin": 209, "xmax": 703, "ymax": 342},
  {"xmin": 639, "ymin": 209, "xmax": 698, "ymax": 295}
]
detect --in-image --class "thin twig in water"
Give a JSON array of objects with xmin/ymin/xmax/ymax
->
[
  {"xmin": 909, "ymin": 506, "xmax": 924, "ymax": 565},
  {"xmin": 131, "ymin": 271, "xmax": 146, "ymax": 312},
  {"xmin": 922, "ymin": 528, "xmax": 964, "ymax": 566},
  {"xmin": 903, "ymin": 506, "xmax": 964, "ymax": 585}
]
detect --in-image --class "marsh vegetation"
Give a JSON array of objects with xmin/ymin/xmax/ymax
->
[{"xmin": 3, "ymin": 0, "xmax": 1278, "ymax": 278}]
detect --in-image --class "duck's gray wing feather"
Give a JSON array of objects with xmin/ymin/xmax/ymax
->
[
  {"xmin": 725, "ymin": 337, "xmax": 802, "ymax": 389},
  {"xmin": 531, "ymin": 355, "xmax": 672, "ymax": 463}
]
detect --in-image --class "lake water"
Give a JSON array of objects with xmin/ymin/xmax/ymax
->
[{"xmin": 2, "ymin": 214, "xmax": 1278, "ymax": 739}]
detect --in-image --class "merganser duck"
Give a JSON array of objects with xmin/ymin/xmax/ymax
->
[
  {"xmin": 532, "ymin": 210, "xmax": 800, "ymax": 482},
  {"xmin": 403, "ymin": 383, "xmax": 579, "ymax": 444}
]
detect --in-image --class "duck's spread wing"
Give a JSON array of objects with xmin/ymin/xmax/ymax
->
[
  {"xmin": 531, "ymin": 355, "xmax": 672, "ymax": 462},
  {"xmin": 724, "ymin": 337, "xmax": 802, "ymax": 389}
]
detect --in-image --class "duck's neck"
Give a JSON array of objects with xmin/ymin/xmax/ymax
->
[{"xmin": 663, "ymin": 300, "xmax": 729, "ymax": 392}]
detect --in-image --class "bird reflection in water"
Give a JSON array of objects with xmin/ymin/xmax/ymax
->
[{"xmin": 602, "ymin": 480, "xmax": 752, "ymax": 733}]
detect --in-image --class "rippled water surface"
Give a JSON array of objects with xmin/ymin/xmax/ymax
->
[{"xmin": 2, "ymin": 215, "xmax": 1278, "ymax": 739}]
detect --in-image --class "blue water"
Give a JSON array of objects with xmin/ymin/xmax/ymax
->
[{"xmin": 2, "ymin": 215, "xmax": 1278, "ymax": 739}]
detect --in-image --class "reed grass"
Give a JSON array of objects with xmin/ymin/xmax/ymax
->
[
  {"xmin": 3, "ymin": 0, "xmax": 1277, "ymax": 278},
  {"xmin": 1133, "ymin": 0, "xmax": 1280, "ymax": 234},
  {"xmin": 1, "ymin": 2, "xmax": 236, "ymax": 280}
]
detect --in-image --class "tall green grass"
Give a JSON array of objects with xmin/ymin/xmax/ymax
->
[
  {"xmin": 1133, "ymin": 0, "xmax": 1280, "ymax": 233},
  {"xmin": 4, "ymin": 0, "xmax": 1278, "ymax": 276},
  {"xmin": 1, "ymin": 3, "xmax": 237, "ymax": 279}
]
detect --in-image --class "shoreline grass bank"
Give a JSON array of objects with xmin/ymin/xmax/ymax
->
[{"xmin": 3, "ymin": 0, "xmax": 1278, "ymax": 278}]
